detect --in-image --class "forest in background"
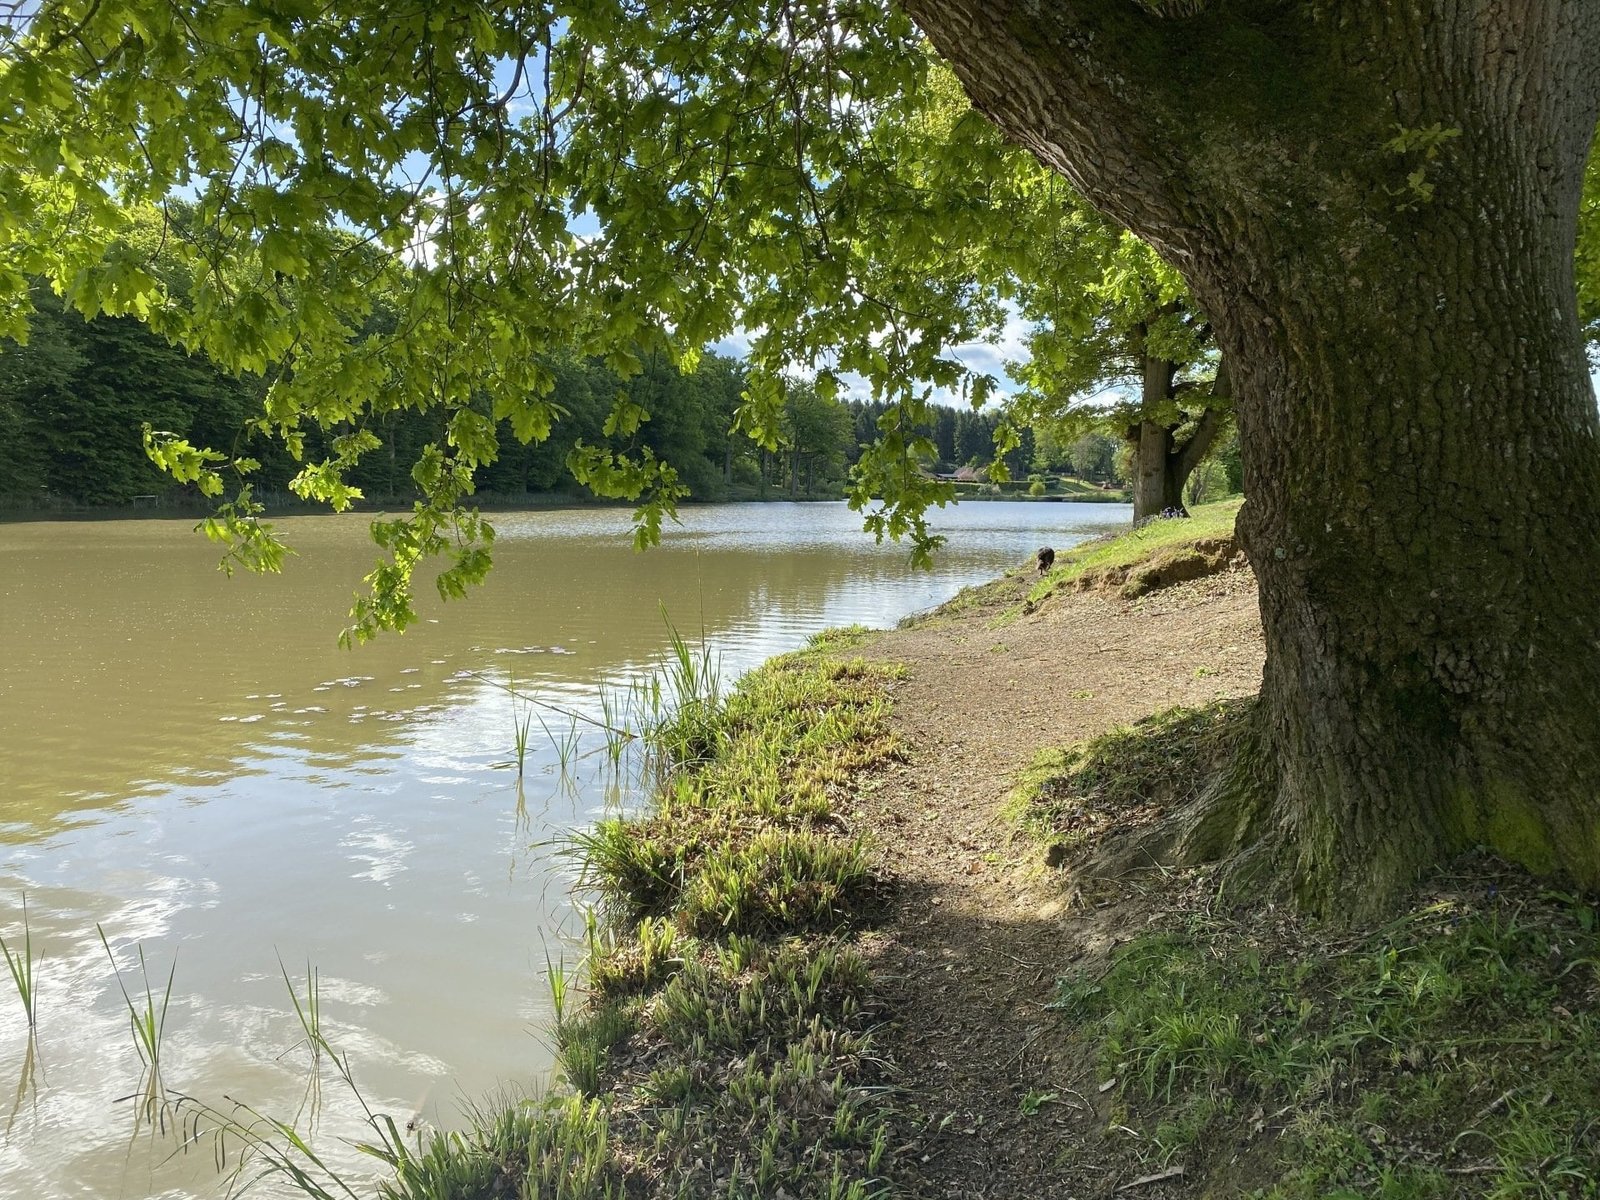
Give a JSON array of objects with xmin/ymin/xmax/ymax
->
[{"xmin": 0, "ymin": 289, "xmax": 1188, "ymax": 512}]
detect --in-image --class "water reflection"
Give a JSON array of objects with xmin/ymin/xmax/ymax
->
[{"xmin": 0, "ymin": 500, "xmax": 1128, "ymax": 1197}]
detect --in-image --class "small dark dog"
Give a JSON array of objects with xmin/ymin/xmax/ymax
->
[{"xmin": 1036, "ymin": 546, "xmax": 1055, "ymax": 573}]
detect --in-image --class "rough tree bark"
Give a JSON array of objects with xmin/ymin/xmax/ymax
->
[{"xmin": 905, "ymin": 0, "xmax": 1600, "ymax": 917}]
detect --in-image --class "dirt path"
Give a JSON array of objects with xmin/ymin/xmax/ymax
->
[{"xmin": 851, "ymin": 561, "xmax": 1265, "ymax": 1197}]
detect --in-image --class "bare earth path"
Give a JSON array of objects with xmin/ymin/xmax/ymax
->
[{"xmin": 851, "ymin": 561, "xmax": 1265, "ymax": 1198}]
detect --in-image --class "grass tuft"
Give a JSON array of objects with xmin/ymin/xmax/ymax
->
[
  {"xmin": 97, "ymin": 924, "xmax": 176, "ymax": 1131},
  {"xmin": 1, "ymin": 894, "xmax": 39, "ymax": 1027},
  {"xmin": 1048, "ymin": 873, "xmax": 1600, "ymax": 1196},
  {"xmin": 680, "ymin": 828, "xmax": 873, "ymax": 935},
  {"xmin": 381, "ymin": 1094, "xmax": 619, "ymax": 1200}
]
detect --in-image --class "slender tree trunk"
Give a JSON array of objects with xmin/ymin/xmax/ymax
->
[{"xmin": 908, "ymin": 0, "xmax": 1600, "ymax": 915}]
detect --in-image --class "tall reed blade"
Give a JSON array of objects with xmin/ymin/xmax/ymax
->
[
  {"xmin": 97, "ymin": 924, "xmax": 176, "ymax": 1130},
  {"xmin": 1, "ymin": 893, "xmax": 39, "ymax": 1027},
  {"xmin": 279, "ymin": 957, "xmax": 326, "ymax": 1125}
]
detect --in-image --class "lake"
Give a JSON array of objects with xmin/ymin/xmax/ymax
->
[{"xmin": 0, "ymin": 500, "xmax": 1127, "ymax": 1198}]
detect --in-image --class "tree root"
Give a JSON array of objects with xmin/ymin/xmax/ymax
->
[{"xmin": 1044, "ymin": 697, "xmax": 1310, "ymax": 909}]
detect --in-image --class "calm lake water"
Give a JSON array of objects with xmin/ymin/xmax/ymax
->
[{"xmin": 0, "ymin": 500, "xmax": 1127, "ymax": 1198}]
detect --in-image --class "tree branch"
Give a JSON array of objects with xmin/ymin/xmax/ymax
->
[{"xmin": 1172, "ymin": 358, "xmax": 1229, "ymax": 479}]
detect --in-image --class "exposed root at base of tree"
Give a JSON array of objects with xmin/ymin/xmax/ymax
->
[
  {"xmin": 1014, "ymin": 696, "xmax": 1600, "ymax": 927},
  {"xmin": 1005, "ymin": 696, "xmax": 1270, "ymax": 904}
]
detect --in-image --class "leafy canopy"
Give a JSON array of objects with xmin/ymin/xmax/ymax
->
[{"xmin": 1, "ymin": 1, "xmax": 1046, "ymax": 640}]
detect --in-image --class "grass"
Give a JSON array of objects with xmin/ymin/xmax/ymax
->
[
  {"xmin": 279, "ymin": 959, "xmax": 328, "ymax": 1121},
  {"xmin": 574, "ymin": 636, "xmax": 901, "ymax": 927},
  {"xmin": 379, "ymin": 1095, "xmax": 618, "ymax": 1200},
  {"xmin": 1, "ymin": 894, "xmax": 39, "ymax": 1027},
  {"xmin": 1052, "ymin": 475, "xmax": 1129, "ymax": 501},
  {"xmin": 1026, "ymin": 496, "xmax": 1243, "ymax": 606},
  {"xmin": 97, "ymin": 924, "xmax": 176, "ymax": 1130},
  {"xmin": 646, "ymin": 608, "xmax": 724, "ymax": 768},
  {"xmin": 160, "ymin": 962, "xmax": 438, "ymax": 1200},
  {"xmin": 538, "ymin": 710, "xmax": 580, "ymax": 773},
  {"xmin": 902, "ymin": 497, "xmax": 1244, "ymax": 634},
  {"xmin": 1047, "ymin": 870, "xmax": 1600, "ymax": 1197},
  {"xmin": 388, "ymin": 627, "xmax": 903, "ymax": 1198},
  {"xmin": 512, "ymin": 703, "xmax": 533, "ymax": 777},
  {"xmin": 1009, "ymin": 699, "xmax": 1600, "ymax": 1195}
]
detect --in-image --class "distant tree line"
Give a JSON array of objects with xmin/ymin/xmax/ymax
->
[
  {"xmin": 0, "ymin": 287, "xmax": 870, "ymax": 509},
  {"xmin": 3, "ymin": 291, "xmax": 1183, "ymax": 512}
]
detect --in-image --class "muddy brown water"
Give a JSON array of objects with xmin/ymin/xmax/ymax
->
[{"xmin": 0, "ymin": 500, "xmax": 1126, "ymax": 1198}]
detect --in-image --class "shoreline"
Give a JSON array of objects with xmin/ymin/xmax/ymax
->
[
  {"xmin": 252, "ymin": 500, "xmax": 1599, "ymax": 1197},
  {"xmin": 0, "ymin": 488, "xmax": 1133, "ymax": 525}
]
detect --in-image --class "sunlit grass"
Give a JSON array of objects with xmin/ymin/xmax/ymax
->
[
  {"xmin": 1027, "ymin": 496, "xmax": 1242, "ymax": 604},
  {"xmin": 1048, "ymin": 881, "xmax": 1600, "ymax": 1195}
]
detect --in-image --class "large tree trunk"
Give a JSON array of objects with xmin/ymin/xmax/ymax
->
[{"xmin": 908, "ymin": 0, "xmax": 1600, "ymax": 916}]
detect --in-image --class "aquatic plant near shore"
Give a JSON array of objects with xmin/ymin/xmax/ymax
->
[
  {"xmin": 4, "ymin": 898, "xmax": 43, "ymax": 1135},
  {"xmin": 1, "ymin": 893, "xmax": 39, "ymax": 1027},
  {"xmin": 646, "ymin": 612, "xmax": 724, "ymax": 769},
  {"xmin": 512, "ymin": 706, "xmax": 533, "ymax": 777},
  {"xmin": 164, "ymin": 975, "xmax": 426, "ymax": 1200},
  {"xmin": 280, "ymin": 959, "xmax": 326, "ymax": 1122},
  {"xmin": 537, "ymin": 710, "xmax": 580, "ymax": 773},
  {"xmin": 97, "ymin": 925, "xmax": 176, "ymax": 1131}
]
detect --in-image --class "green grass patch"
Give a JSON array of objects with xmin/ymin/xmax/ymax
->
[
  {"xmin": 380, "ymin": 1094, "xmax": 618, "ymax": 1200},
  {"xmin": 1052, "ymin": 475, "xmax": 1130, "ymax": 501},
  {"xmin": 1026, "ymin": 497, "xmax": 1243, "ymax": 607},
  {"xmin": 1049, "ymin": 874, "xmax": 1600, "ymax": 1196},
  {"xmin": 393, "ymin": 629, "xmax": 904, "ymax": 1199},
  {"xmin": 575, "ymin": 645, "xmax": 901, "ymax": 924}
]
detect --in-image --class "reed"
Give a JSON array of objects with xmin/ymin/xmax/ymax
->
[
  {"xmin": 536, "ymin": 710, "xmax": 580, "ymax": 773},
  {"xmin": 596, "ymin": 685, "xmax": 635, "ymax": 767},
  {"xmin": 169, "ymin": 986, "xmax": 420, "ymax": 1200},
  {"xmin": 645, "ymin": 611, "xmax": 724, "ymax": 769},
  {"xmin": 6, "ymin": 1031, "xmax": 39, "ymax": 1135},
  {"xmin": 281, "ymin": 959, "xmax": 324, "ymax": 1059},
  {"xmin": 512, "ymin": 707, "xmax": 533, "ymax": 777},
  {"xmin": 97, "ymin": 925, "xmax": 176, "ymax": 1129},
  {"xmin": 1, "ymin": 894, "xmax": 39, "ymax": 1027},
  {"xmin": 545, "ymin": 952, "xmax": 572, "ymax": 1027}
]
